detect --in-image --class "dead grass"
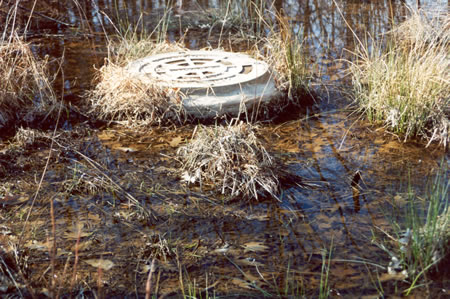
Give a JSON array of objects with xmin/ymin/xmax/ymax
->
[
  {"xmin": 0, "ymin": 33, "xmax": 57, "ymax": 129},
  {"xmin": 348, "ymin": 10, "xmax": 449, "ymax": 146},
  {"xmin": 394, "ymin": 9, "xmax": 449, "ymax": 48},
  {"xmin": 176, "ymin": 121, "xmax": 279, "ymax": 200},
  {"xmin": 88, "ymin": 1, "xmax": 313, "ymax": 126},
  {"xmin": 87, "ymin": 32, "xmax": 189, "ymax": 126},
  {"xmin": 256, "ymin": 14, "xmax": 311, "ymax": 101}
]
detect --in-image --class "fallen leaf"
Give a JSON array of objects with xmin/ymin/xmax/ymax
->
[
  {"xmin": 235, "ymin": 258, "xmax": 264, "ymax": 267},
  {"xmin": 88, "ymin": 213, "xmax": 101, "ymax": 222},
  {"xmin": 379, "ymin": 272, "xmax": 407, "ymax": 282},
  {"xmin": 25, "ymin": 240, "xmax": 50, "ymax": 251},
  {"xmin": 71, "ymin": 240, "xmax": 93, "ymax": 252},
  {"xmin": 115, "ymin": 147, "xmax": 137, "ymax": 153},
  {"xmin": 0, "ymin": 194, "xmax": 28, "ymax": 207},
  {"xmin": 393, "ymin": 194, "xmax": 407, "ymax": 207},
  {"xmin": 330, "ymin": 74, "xmax": 340, "ymax": 81},
  {"xmin": 84, "ymin": 259, "xmax": 115, "ymax": 271},
  {"xmin": 242, "ymin": 271, "xmax": 261, "ymax": 284},
  {"xmin": 230, "ymin": 278, "xmax": 253, "ymax": 289},
  {"xmin": 243, "ymin": 242, "xmax": 268, "ymax": 253},
  {"xmin": 64, "ymin": 230, "xmax": 92, "ymax": 240},
  {"xmin": 169, "ymin": 136, "xmax": 183, "ymax": 147}
]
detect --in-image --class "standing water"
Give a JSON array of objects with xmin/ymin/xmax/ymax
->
[{"xmin": 0, "ymin": 0, "xmax": 448, "ymax": 298}]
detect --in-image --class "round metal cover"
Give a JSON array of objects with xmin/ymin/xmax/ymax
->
[{"xmin": 127, "ymin": 51, "xmax": 280, "ymax": 118}]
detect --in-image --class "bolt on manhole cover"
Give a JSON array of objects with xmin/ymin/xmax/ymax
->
[{"xmin": 127, "ymin": 51, "xmax": 280, "ymax": 118}]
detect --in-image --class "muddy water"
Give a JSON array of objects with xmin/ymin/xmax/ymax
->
[{"xmin": 0, "ymin": 0, "xmax": 449, "ymax": 298}]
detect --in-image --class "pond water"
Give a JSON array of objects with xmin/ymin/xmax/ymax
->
[{"xmin": 0, "ymin": 0, "xmax": 448, "ymax": 298}]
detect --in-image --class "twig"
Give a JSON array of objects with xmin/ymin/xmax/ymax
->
[
  {"xmin": 50, "ymin": 198, "xmax": 57, "ymax": 297},
  {"xmin": 97, "ymin": 266, "xmax": 103, "ymax": 299},
  {"xmin": 69, "ymin": 228, "xmax": 81, "ymax": 295},
  {"xmin": 145, "ymin": 258, "xmax": 156, "ymax": 299},
  {"xmin": 8, "ymin": 2, "xmax": 72, "ymax": 27}
]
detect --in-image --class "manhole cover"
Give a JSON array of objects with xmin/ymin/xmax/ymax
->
[{"xmin": 127, "ymin": 51, "xmax": 280, "ymax": 118}]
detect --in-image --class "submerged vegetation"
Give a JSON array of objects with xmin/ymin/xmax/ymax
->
[
  {"xmin": 0, "ymin": 0, "xmax": 449, "ymax": 298},
  {"xmin": 349, "ymin": 9, "xmax": 449, "ymax": 146},
  {"xmin": 376, "ymin": 163, "xmax": 449, "ymax": 295}
]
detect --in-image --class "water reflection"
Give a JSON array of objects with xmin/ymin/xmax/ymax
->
[
  {"xmin": 1, "ymin": 0, "xmax": 446, "ymax": 93},
  {"xmin": 0, "ymin": 0, "xmax": 448, "ymax": 296}
]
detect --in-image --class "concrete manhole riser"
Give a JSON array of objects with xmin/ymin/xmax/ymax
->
[{"xmin": 126, "ymin": 51, "xmax": 280, "ymax": 118}]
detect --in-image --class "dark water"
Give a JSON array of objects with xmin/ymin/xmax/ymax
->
[
  {"xmin": 7, "ymin": 0, "xmax": 448, "ymax": 93},
  {"xmin": 0, "ymin": 0, "xmax": 448, "ymax": 297}
]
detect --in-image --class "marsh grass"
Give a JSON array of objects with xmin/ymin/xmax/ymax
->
[
  {"xmin": 88, "ymin": 5, "xmax": 188, "ymax": 127},
  {"xmin": 319, "ymin": 241, "xmax": 333, "ymax": 299},
  {"xmin": 348, "ymin": 10, "xmax": 449, "ymax": 146},
  {"xmin": 0, "ymin": 33, "xmax": 57, "ymax": 129},
  {"xmin": 212, "ymin": 0, "xmax": 275, "ymax": 42},
  {"xmin": 215, "ymin": 0, "xmax": 311, "ymax": 102},
  {"xmin": 87, "ymin": 37, "xmax": 188, "ymax": 126},
  {"xmin": 89, "ymin": 0, "xmax": 311, "ymax": 126},
  {"xmin": 257, "ymin": 14, "xmax": 311, "ymax": 101},
  {"xmin": 378, "ymin": 164, "xmax": 449, "ymax": 294},
  {"xmin": 176, "ymin": 121, "xmax": 279, "ymax": 201},
  {"xmin": 394, "ymin": 9, "xmax": 450, "ymax": 49},
  {"xmin": 401, "ymin": 167, "xmax": 449, "ymax": 294}
]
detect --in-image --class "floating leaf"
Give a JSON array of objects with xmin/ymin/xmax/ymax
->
[
  {"xmin": 84, "ymin": 259, "xmax": 115, "ymax": 271},
  {"xmin": 243, "ymin": 242, "xmax": 268, "ymax": 253},
  {"xmin": 71, "ymin": 240, "xmax": 93, "ymax": 252},
  {"xmin": 235, "ymin": 258, "xmax": 264, "ymax": 267},
  {"xmin": 64, "ymin": 230, "xmax": 92, "ymax": 240},
  {"xmin": 116, "ymin": 146, "xmax": 137, "ymax": 153},
  {"xmin": 230, "ymin": 278, "xmax": 253, "ymax": 289},
  {"xmin": 25, "ymin": 240, "xmax": 50, "ymax": 251},
  {"xmin": 379, "ymin": 272, "xmax": 407, "ymax": 282},
  {"xmin": 0, "ymin": 194, "xmax": 28, "ymax": 207}
]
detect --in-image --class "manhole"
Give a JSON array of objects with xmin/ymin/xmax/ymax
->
[{"xmin": 127, "ymin": 51, "xmax": 280, "ymax": 118}]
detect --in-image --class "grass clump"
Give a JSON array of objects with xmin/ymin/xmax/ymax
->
[
  {"xmin": 177, "ymin": 121, "xmax": 279, "ymax": 200},
  {"xmin": 88, "ymin": 33, "xmax": 188, "ymax": 126},
  {"xmin": 0, "ymin": 34, "xmax": 57, "ymax": 129},
  {"xmin": 89, "ymin": 1, "xmax": 312, "ymax": 125},
  {"xmin": 394, "ymin": 9, "xmax": 450, "ymax": 48},
  {"xmin": 259, "ymin": 15, "xmax": 310, "ymax": 101},
  {"xmin": 207, "ymin": 0, "xmax": 312, "ymax": 104},
  {"xmin": 379, "ymin": 164, "xmax": 449, "ymax": 294},
  {"xmin": 348, "ymin": 10, "xmax": 449, "ymax": 146}
]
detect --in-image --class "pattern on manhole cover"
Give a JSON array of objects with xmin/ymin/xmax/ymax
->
[{"xmin": 127, "ymin": 51, "xmax": 270, "ymax": 88}]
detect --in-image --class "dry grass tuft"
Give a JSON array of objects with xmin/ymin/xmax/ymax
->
[
  {"xmin": 0, "ymin": 34, "xmax": 57, "ymax": 129},
  {"xmin": 177, "ymin": 121, "xmax": 279, "ymax": 200},
  {"xmin": 349, "ymin": 10, "xmax": 449, "ymax": 146},
  {"xmin": 88, "ymin": 37, "xmax": 188, "ymax": 126},
  {"xmin": 255, "ymin": 15, "xmax": 310, "ymax": 101},
  {"xmin": 394, "ymin": 9, "xmax": 450, "ymax": 48},
  {"xmin": 89, "ymin": 1, "xmax": 312, "ymax": 125}
]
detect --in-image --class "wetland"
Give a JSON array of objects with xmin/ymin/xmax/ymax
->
[{"xmin": 0, "ymin": 0, "xmax": 449, "ymax": 298}]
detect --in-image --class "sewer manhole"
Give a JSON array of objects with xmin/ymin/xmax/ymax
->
[{"xmin": 127, "ymin": 51, "xmax": 280, "ymax": 118}]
